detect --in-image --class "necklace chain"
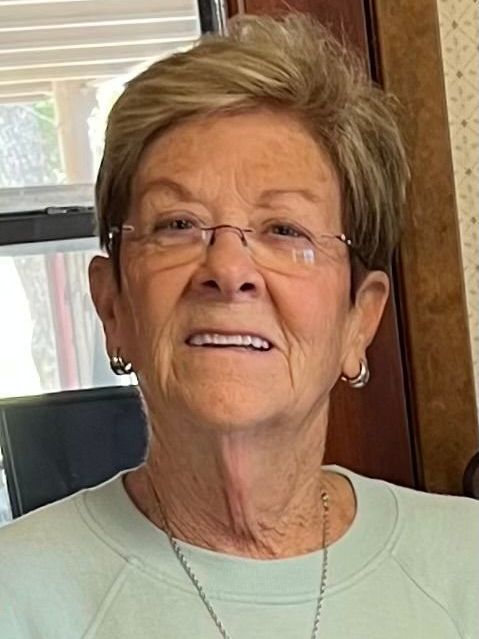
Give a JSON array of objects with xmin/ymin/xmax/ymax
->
[{"xmin": 148, "ymin": 473, "xmax": 330, "ymax": 639}]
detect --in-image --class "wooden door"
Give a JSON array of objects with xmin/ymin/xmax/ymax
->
[{"xmin": 226, "ymin": 0, "xmax": 416, "ymax": 488}]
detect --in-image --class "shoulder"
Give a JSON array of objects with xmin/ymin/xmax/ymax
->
[
  {"xmin": 0, "ymin": 478, "xmax": 128, "ymax": 573},
  {"xmin": 385, "ymin": 480, "xmax": 479, "ymax": 636},
  {"xmin": 0, "ymin": 480, "xmax": 127, "ymax": 637},
  {"xmin": 0, "ymin": 489, "xmax": 86, "ymax": 569},
  {"xmin": 336, "ymin": 466, "xmax": 479, "ymax": 637},
  {"xmin": 0, "ymin": 481, "xmax": 118, "ymax": 566},
  {"xmin": 339, "ymin": 466, "xmax": 479, "ymax": 558},
  {"xmin": 387, "ymin": 480, "xmax": 479, "ymax": 556}
]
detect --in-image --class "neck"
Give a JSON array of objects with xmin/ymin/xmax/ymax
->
[{"xmin": 124, "ymin": 407, "xmax": 355, "ymax": 559}]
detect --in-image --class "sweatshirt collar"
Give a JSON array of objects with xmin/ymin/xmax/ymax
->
[{"xmin": 79, "ymin": 464, "xmax": 398, "ymax": 602}]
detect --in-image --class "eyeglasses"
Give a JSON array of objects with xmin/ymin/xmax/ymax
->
[{"xmin": 108, "ymin": 220, "xmax": 354, "ymax": 274}]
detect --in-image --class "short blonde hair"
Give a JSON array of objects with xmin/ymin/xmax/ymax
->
[{"xmin": 96, "ymin": 13, "xmax": 409, "ymax": 276}]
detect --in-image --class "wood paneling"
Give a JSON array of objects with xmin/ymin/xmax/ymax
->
[
  {"xmin": 227, "ymin": 0, "xmax": 416, "ymax": 488},
  {"xmin": 327, "ymin": 282, "xmax": 416, "ymax": 487},
  {"xmin": 233, "ymin": 0, "xmax": 369, "ymax": 58},
  {"xmin": 373, "ymin": 0, "xmax": 479, "ymax": 493}
]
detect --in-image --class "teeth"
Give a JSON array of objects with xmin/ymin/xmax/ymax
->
[
  {"xmin": 188, "ymin": 333, "xmax": 271, "ymax": 350},
  {"xmin": 251, "ymin": 337, "xmax": 263, "ymax": 349}
]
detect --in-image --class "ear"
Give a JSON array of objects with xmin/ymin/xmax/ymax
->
[
  {"xmin": 88, "ymin": 255, "xmax": 122, "ymax": 356},
  {"xmin": 341, "ymin": 270, "xmax": 390, "ymax": 379}
]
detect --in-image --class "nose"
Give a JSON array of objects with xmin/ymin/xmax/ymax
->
[{"xmin": 189, "ymin": 227, "xmax": 265, "ymax": 301}]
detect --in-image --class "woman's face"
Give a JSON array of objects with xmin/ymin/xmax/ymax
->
[{"xmin": 91, "ymin": 110, "xmax": 387, "ymax": 432}]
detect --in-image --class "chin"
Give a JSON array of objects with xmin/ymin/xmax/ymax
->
[{"xmin": 178, "ymin": 382, "xmax": 282, "ymax": 433}]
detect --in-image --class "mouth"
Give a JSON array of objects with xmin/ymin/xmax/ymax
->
[{"xmin": 185, "ymin": 331, "xmax": 274, "ymax": 352}]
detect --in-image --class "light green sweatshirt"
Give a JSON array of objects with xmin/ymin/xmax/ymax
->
[{"xmin": 0, "ymin": 465, "xmax": 478, "ymax": 638}]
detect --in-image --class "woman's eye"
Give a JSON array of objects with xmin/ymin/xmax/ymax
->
[
  {"xmin": 270, "ymin": 224, "xmax": 306, "ymax": 238},
  {"xmin": 167, "ymin": 218, "xmax": 194, "ymax": 230},
  {"xmin": 153, "ymin": 216, "xmax": 197, "ymax": 232}
]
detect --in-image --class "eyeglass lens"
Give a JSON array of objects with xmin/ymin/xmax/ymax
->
[{"xmin": 116, "ymin": 223, "xmax": 349, "ymax": 272}]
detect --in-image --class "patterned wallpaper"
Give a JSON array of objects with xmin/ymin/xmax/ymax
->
[{"xmin": 437, "ymin": 0, "xmax": 479, "ymax": 404}]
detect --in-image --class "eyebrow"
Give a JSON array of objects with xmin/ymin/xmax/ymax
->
[
  {"xmin": 257, "ymin": 188, "xmax": 324, "ymax": 205},
  {"xmin": 140, "ymin": 177, "xmax": 197, "ymax": 202},
  {"xmin": 140, "ymin": 178, "xmax": 324, "ymax": 206}
]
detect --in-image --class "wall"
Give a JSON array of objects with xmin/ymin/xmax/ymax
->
[{"xmin": 437, "ymin": 0, "xmax": 479, "ymax": 405}]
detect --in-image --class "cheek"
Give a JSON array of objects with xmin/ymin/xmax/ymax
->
[
  {"xmin": 280, "ymin": 270, "xmax": 349, "ymax": 340},
  {"xmin": 120, "ymin": 256, "xmax": 191, "ymax": 360},
  {"xmin": 272, "ymin": 269, "xmax": 350, "ymax": 381}
]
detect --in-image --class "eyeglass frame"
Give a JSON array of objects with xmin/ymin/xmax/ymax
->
[{"xmin": 107, "ymin": 222, "xmax": 355, "ymax": 263}]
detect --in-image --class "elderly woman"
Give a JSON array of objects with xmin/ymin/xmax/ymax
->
[{"xmin": 0, "ymin": 14, "xmax": 478, "ymax": 639}]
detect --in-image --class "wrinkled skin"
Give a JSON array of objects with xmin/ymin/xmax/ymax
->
[{"xmin": 90, "ymin": 109, "xmax": 389, "ymax": 558}]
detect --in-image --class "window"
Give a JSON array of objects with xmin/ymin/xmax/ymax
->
[
  {"xmin": 0, "ymin": 234, "xmax": 132, "ymax": 399},
  {"xmin": 0, "ymin": 0, "xmax": 201, "ymax": 211}
]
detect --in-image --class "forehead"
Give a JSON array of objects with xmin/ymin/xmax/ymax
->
[{"xmin": 132, "ymin": 110, "xmax": 339, "ymax": 206}]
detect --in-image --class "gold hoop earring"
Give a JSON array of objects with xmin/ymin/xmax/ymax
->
[{"xmin": 340, "ymin": 359, "xmax": 369, "ymax": 389}]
